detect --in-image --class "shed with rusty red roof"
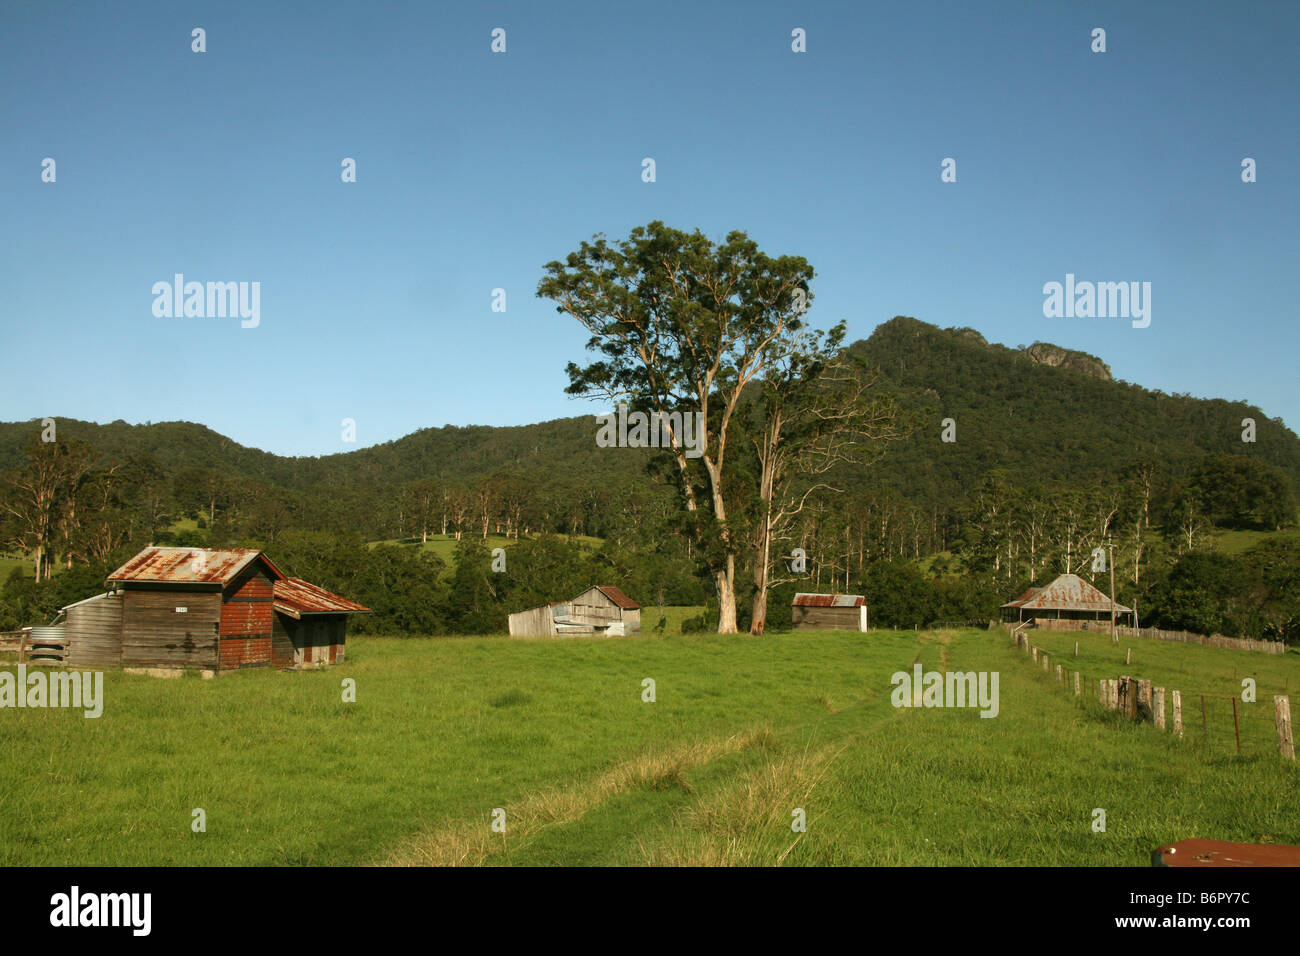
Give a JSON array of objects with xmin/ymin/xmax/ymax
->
[
  {"xmin": 57, "ymin": 546, "xmax": 369, "ymax": 673},
  {"xmin": 271, "ymin": 576, "xmax": 371, "ymax": 667}
]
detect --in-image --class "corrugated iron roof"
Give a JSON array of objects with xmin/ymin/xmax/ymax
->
[
  {"xmin": 594, "ymin": 585, "xmax": 639, "ymax": 610},
  {"xmin": 792, "ymin": 593, "xmax": 866, "ymax": 608},
  {"xmin": 1001, "ymin": 573, "xmax": 1130, "ymax": 612},
  {"xmin": 1005, "ymin": 587, "xmax": 1041, "ymax": 606},
  {"xmin": 273, "ymin": 577, "xmax": 371, "ymax": 617},
  {"xmin": 107, "ymin": 547, "xmax": 281, "ymax": 586}
]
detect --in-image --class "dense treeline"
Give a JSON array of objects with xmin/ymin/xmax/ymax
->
[
  {"xmin": 1, "ymin": 318, "xmax": 1296, "ymax": 640},
  {"xmin": 3, "ymin": 320, "xmax": 1294, "ymax": 553},
  {"xmin": 0, "ymin": 530, "xmax": 709, "ymax": 636}
]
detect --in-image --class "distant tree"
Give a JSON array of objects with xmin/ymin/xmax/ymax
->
[
  {"xmin": 861, "ymin": 559, "xmax": 936, "ymax": 629},
  {"xmin": 1144, "ymin": 551, "xmax": 1242, "ymax": 636},
  {"xmin": 404, "ymin": 479, "xmax": 442, "ymax": 543},
  {"xmin": 539, "ymin": 221, "xmax": 817, "ymax": 633},
  {"xmin": 1190, "ymin": 453, "xmax": 1295, "ymax": 530},
  {"xmin": 0, "ymin": 436, "xmax": 95, "ymax": 580},
  {"xmin": 744, "ymin": 329, "xmax": 904, "ymax": 633}
]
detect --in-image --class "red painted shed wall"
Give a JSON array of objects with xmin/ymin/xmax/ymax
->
[{"xmin": 219, "ymin": 563, "xmax": 275, "ymax": 670}]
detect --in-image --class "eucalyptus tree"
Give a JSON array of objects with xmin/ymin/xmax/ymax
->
[
  {"xmin": 744, "ymin": 331, "xmax": 902, "ymax": 632},
  {"xmin": 538, "ymin": 221, "xmax": 815, "ymax": 632}
]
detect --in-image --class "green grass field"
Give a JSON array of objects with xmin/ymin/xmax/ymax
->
[
  {"xmin": 2, "ymin": 623, "xmax": 1296, "ymax": 866},
  {"xmin": 0, "ymin": 555, "xmax": 33, "ymax": 580},
  {"xmin": 1210, "ymin": 525, "xmax": 1300, "ymax": 555}
]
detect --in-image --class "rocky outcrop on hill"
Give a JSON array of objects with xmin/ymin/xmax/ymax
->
[{"xmin": 1022, "ymin": 342, "xmax": 1112, "ymax": 381}]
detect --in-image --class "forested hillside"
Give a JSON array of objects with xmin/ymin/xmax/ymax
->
[{"xmin": 3, "ymin": 317, "xmax": 1297, "ymax": 640}]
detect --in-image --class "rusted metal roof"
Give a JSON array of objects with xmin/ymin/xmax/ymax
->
[
  {"xmin": 1001, "ymin": 573, "xmax": 1130, "ymax": 613},
  {"xmin": 792, "ymin": 593, "xmax": 866, "ymax": 608},
  {"xmin": 273, "ymin": 577, "xmax": 371, "ymax": 617},
  {"xmin": 108, "ymin": 547, "xmax": 281, "ymax": 586},
  {"xmin": 1005, "ymin": 587, "xmax": 1041, "ymax": 606},
  {"xmin": 594, "ymin": 585, "xmax": 639, "ymax": 610}
]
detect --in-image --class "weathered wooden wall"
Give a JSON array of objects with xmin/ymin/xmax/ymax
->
[
  {"xmin": 569, "ymin": 588, "xmax": 622, "ymax": 626},
  {"xmin": 66, "ymin": 593, "xmax": 123, "ymax": 669},
  {"xmin": 272, "ymin": 614, "xmax": 348, "ymax": 668},
  {"xmin": 271, "ymin": 611, "xmax": 297, "ymax": 668},
  {"xmin": 509, "ymin": 605, "xmax": 557, "ymax": 637},
  {"xmin": 121, "ymin": 588, "xmax": 220, "ymax": 669},
  {"xmin": 793, "ymin": 606, "xmax": 863, "ymax": 630}
]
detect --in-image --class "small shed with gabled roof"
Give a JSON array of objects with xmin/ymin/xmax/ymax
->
[
  {"xmin": 508, "ymin": 585, "xmax": 641, "ymax": 637},
  {"xmin": 55, "ymin": 546, "xmax": 369, "ymax": 673},
  {"xmin": 792, "ymin": 593, "xmax": 868, "ymax": 631}
]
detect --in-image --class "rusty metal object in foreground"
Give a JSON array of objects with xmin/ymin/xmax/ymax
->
[{"xmin": 1153, "ymin": 839, "xmax": 1300, "ymax": 867}]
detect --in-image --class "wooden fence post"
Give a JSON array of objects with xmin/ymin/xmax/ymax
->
[
  {"xmin": 1042, "ymin": 653, "xmax": 1049, "ymax": 672},
  {"xmin": 1126, "ymin": 647, "xmax": 1132, "ymax": 666},
  {"xmin": 1074, "ymin": 640, "xmax": 1079, "ymax": 657},
  {"xmin": 1122, "ymin": 678, "xmax": 1138, "ymax": 720},
  {"xmin": 1056, "ymin": 663, "xmax": 1063, "ymax": 684},
  {"xmin": 1276, "ymin": 696, "xmax": 1295, "ymax": 760},
  {"xmin": 1153, "ymin": 687, "xmax": 1166, "ymax": 730},
  {"xmin": 1232, "ymin": 697, "xmax": 1242, "ymax": 755},
  {"xmin": 1172, "ymin": 690, "xmax": 1183, "ymax": 738},
  {"xmin": 1032, "ymin": 646, "xmax": 1038, "ymax": 663},
  {"xmin": 1109, "ymin": 680, "xmax": 1120, "ymax": 711},
  {"xmin": 1074, "ymin": 671, "xmax": 1081, "ymax": 697},
  {"xmin": 1138, "ymin": 680, "xmax": 1152, "ymax": 722}
]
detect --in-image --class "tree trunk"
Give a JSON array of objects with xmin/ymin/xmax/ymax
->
[
  {"xmin": 750, "ymin": 583, "xmax": 768, "ymax": 635},
  {"xmin": 750, "ymin": 511, "xmax": 773, "ymax": 635},
  {"xmin": 716, "ymin": 562, "xmax": 738, "ymax": 633}
]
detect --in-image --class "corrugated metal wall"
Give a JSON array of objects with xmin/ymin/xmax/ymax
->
[{"xmin": 66, "ymin": 593, "xmax": 123, "ymax": 668}]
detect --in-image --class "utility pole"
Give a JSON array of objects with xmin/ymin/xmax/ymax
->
[{"xmin": 1109, "ymin": 536, "xmax": 1117, "ymax": 642}]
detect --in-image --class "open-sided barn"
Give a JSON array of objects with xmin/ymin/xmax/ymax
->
[
  {"xmin": 508, "ymin": 585, "xmax": 641, "ymax": 637},
  {"xmin": 58, "ymin": 546, "xmax": 369, "ymax": 673},
  {"xmin": 792, "ymin": 593, "xmax": 868, "ymax": 631}
]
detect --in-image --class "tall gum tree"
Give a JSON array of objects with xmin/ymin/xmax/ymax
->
[
  {"xmin": 538, "ymin": 221, "xmax": 814, "ymax": 633},
  {"xmin": 744, "ymin": 328, "xmax": 903, "ymax": 633}
]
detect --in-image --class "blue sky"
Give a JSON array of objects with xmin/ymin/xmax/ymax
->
[{"xmin": 2, "ymin": 0, "xmax": 1296, "ymax": 457}]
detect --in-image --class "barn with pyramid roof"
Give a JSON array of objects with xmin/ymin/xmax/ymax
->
[{"xmin": 1001, "ymin": 573, "xmax": 1133, "ymax": 625}]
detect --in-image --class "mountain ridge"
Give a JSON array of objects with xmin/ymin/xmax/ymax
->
[{"xmin": 2, "ymin": 318, "xmax": 1296, "ymax": 497}]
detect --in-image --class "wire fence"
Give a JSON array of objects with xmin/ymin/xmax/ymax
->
[
  {"xmin": 1006, "ymin": 623, "xmax": 1295, "ymax": 761},
  {"xmin": 1026, "ymin": 617, "xmax": 1285, "ymax": 655}
]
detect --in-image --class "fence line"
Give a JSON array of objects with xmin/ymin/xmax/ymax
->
[
  {"xmin": 1003, "ymin": 624, "xmax": 1295, "ymax": 761},
  {"xmin": 1025, "ymin": 618, "xmax": 1285, "ymax": 655},
  {"xmin": 0, "ymin": 628, "xmax": 68, "ymax": 666}
]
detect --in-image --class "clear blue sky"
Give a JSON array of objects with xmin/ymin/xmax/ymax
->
[{"xmin": 2, "ymin": 0, "xmax": 1296, "ymax": 457}]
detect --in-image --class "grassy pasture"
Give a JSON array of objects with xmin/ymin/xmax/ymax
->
[
  {"xmin": 1211, "ymin": 524, "xmax": 1300, "ymax": 555},
  {"xmin": 0, "ymin": 626, "xmax": 1296, "ymax": 866},
  {"xmin": 0, "ymin": 556, "xmax": 32, "ymax": 580},
  {"xmin": 1022, "ymin": 627, "xmax": 1298, "ymax": 757}
]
